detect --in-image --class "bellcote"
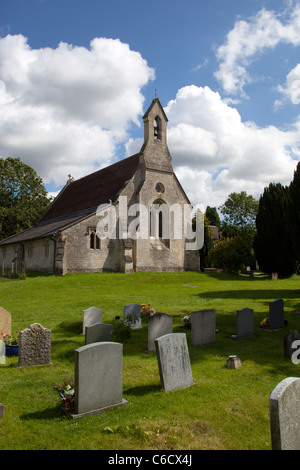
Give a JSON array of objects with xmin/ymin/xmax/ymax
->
[{"xmin": 140, "ymin": 98, "xmax": 173, "ymax": 173}]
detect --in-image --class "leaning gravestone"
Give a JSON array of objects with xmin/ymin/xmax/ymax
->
[
  {"xmin": 155, "ymin": 333, "xmax": 194, "ymax": 392},
  {"xmin": 284, "ymin": 330, "xmax": 300, "ymax": 360},
  {"xmin": 236, "ymin": 308, "xmax": 254, "ymax": 340},
  {"xmin": 0, "ymin": 307, "xmax": 11, "ymax": 337},
  {"xmin": 82, "ymin": 307, "xmax": 103, "ymax": 334},
  {"xmin": 124, "ymin": 304, "xmax": 141, "ymax": 329},
  {"xmin": 191, "ymin": 310, "xmax": 216, "ymax": 346},
  {"xmin": 72, "ymin": 342, "xmax": 128, "ymax": 418},
  {"xmin": 269, "ymin": 377, "xmax": 300, "ymax": 450},
  {"xmin": 85, "ymin": 322, "xmax": 112, "ymax": 345},
  {"xmin": 148, "ymin": 313, "xmax": 173, "ymax": 351},
  {"xmin": 269, "ymin": 299, "xmax": 285, "ymax": 330},
  {"xmin": 18, "ymin": 323, "xmax": 51, "ymax": 367}
]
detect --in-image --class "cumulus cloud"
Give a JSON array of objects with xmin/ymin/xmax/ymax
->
[
  {"xmin": 164, "ymin": 85, "xmax": 300, "ymax": 208},
  {"xmin": 0, "ymin": 34, "xmax": 155, "ymax": 186},
  {"xmin": 215, "ymin": 4, "xmax": 300, "ymax": 95}
]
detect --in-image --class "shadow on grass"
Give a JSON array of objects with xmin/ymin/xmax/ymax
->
[
  {"xmin": 20, "ymin": 404, "xmax": 65, "ymax": 421},
  {"xmin": 197, "ymin": 289, "xmax": 300, "ymax": 300},
  {"xmin": 124, "ymin": 384, "xmax": 161, "ymax": 397}
]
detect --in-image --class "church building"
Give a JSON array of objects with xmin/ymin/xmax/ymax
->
[{"xmin": 0, "ymin": 99, "xmax": 200, "ymax": 275}]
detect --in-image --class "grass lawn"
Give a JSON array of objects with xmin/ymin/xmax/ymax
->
[{"xmin": 0, "ymin": 270, "xmax": 300, "ymax": 450}]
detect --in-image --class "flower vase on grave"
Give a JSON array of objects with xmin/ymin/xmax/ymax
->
[{"xmin": 5, "ymin": 344, "xmax": 19, "ymax": 357}]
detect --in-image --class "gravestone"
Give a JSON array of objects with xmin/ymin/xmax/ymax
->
[
  {"xmin": 269, "ymin": 377, "xmax": 300, "ymax": 450},
  {"xmin": 155, "ymin": 333, "xmax": 194, "ymax": 392},
  {"xmin": 148, "ymin": 313, "xmax": 173, "ymax": 351},
  {"xmin": 0, "ymin": 403, "xmax": 4, "ymax": 419},
  {"xmin": 124, "ymin": 304, "xmax": 141, "ymax": 329},
  {"xmin": 82, "ymin": 307, "xmax": 103, "ymax": 335},
  {"xmin": 85, "ymin": 322, "xmax": 112, "ymax": 345},
  {"xmin": 284, "ymin": 330, "xmax": 300, "ymax": 360},
  {"xmin": 236, "ymin": 308, "xmax": 254, "ymax": 340},
  {"xmin": 0, "ymin": 340, "xmax": 5, "ymax": 365},
  {"xmin": 226, "ymin": 355, "xmax": 242, "ymax": 369},
  {"xmin": 269, "ymin": 299, "xmax": 285, "ymax": 330},
  {"xmin": 0, "ymin": 307, "xmax": 11, "ymax": 337},
  {"xmin": 191, "ymin": 310, "xmax": 216, "ymax": 346},
  {"xmin": 72, "ymin": 342, "xmax": 128, "ymax": 418},
  {"xmin": 18, "ymin": 323, "xmax": 51, "ymax": 367}
]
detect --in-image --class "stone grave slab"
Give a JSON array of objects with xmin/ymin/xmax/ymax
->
[
  {"xmin": 269, "ymin": 299, "xmax": 285, "ymax": 330},
  {"xmin": 124, "ymin": 304, "xmax": 141, "ymax": 329},
  {"xmin": 0, "ymin": 307, "xmax": 11, "ymax": 337},
  {"xmin": 85, "ymin": 322, "xmax": 112, "ymax": 345},
  {"xmin": 191, "ymin": 310, "xmax": 216, "ymax": 346},
  {"xmin": 148, "ymin": 313, "xmax": 173, "ymax": 351},
  {"xmin": 72, "ymin": 342, "xmax": 128, "ymax": 418},
  {"xmin": 284, "ymin": 330, "xmax": 300, "ymax": 360},
  {"xmin": 155, "ymin": 333, "xmax": 194, "ymax": 392},
  {"xmin": 18, "ymin": 323, "xmax": 51, "ymax": 367},
  {"xmin": 234, "ymin": 308, "xmax": 254, "ymax": 340},
  {"xmin": 82, "ymin": 307, "xmax": 103, "ymax": 335},
  {"xmin": 269, "ymin": 377, "xmax": 300, "ymax": 450}
]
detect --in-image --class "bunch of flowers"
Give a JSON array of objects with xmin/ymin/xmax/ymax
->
[
  {"xmin": 55, "ymin": 375, "xmax": 75, "ymax": 413},
  {"xmin": 181, "ymin": 315, "xmax": 191, "ymax": 328},
  {"xmin": 260, "ymin": 318, "xmax": 270, "ymax": 328},
  {"xmin": 141, "ymin": 304, "xmax": 156, "ymax": 317},
  {"xmin": 1, "ymin": 328, "xmax": 20, "ymax": 345}
]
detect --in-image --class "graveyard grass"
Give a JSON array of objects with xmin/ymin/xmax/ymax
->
[{"xmin": 1, "ymin": 271, "xmax": 300, "ymax": 450}]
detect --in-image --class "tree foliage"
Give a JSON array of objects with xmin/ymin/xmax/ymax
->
[
  {"xmin": 0, "ymin": 157, "xmax": 51, "ymax": 240},
  {"xmin": 219, "ymin": 191, "xmax": 259, "ymax": 240},
  {"xmin": 253, "ymin": 182, "xmax": 297, "ymax": 277},
  {"xmin": 205, "ymin": 206, "xmax": 220, "ymax": 227},
  {"xmin": 210, "ymin": 237, "xmax": 256, "ymax": 272}
]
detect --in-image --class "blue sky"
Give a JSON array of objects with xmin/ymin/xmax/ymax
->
[{"xmin": 1, "ymin": 0, "xmax": 300, "ymax": 209}]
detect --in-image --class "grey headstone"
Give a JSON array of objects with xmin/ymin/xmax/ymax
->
[
  {"xmin": 155, "ymin": 333, "xmax": 194, "ymax": 392},
  {"xmin": 82, "ymin": 307, "xmax": 103, "ymax": 334},
  {"xmin": 73, "ymin": 342, "xmax": 128, "ymax": 418},
  {"xmin": 269, "ymin": 377, "xmax": 300, "ymax": 450},
  {"xmin": 124, "ymin": 304, "xmax": 141, "ymax": 329},
  {"xmin": 236, "ymin": 308, "xmax": 254, "ymax": 340},
  {"xmin": 191, "ymin": 310, "xmax": 216, "ymax": 346},
  {"xmin": 85, "ymin": 322, "xmax": 112, "ymax": 345},
  {"xmin": 269, "ymin": 299, "xmax": 285, "ymax": 329},
  {"xmin": 0, "ymin": 340, "xmax": 5, "ymax": 365},
  {"xmin": 148, "ymin": 313, "xmax": 173, "ymax": 351},
  {"xmin": 18, "ymin": 323, "xmax": 51, "ymax": 367},
  {"xmin": 284, "ymin": 330, "xmax": 300, "ymax": 359},
  {"xmin": 0, "ymin": 403, "xmax": 4, "ymax": 419}
]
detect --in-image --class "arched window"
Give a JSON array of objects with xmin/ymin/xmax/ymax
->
[
  {"xmin": 154, "ymin": 115, "xmax": 162, "ymax": 140},
  {"xmin": 89, "ymin": 228, "xmax": 100, "ymax": 250},
  {"xmin": 150, "ymin": 199, "xmax": 169, "ymax": 242}
]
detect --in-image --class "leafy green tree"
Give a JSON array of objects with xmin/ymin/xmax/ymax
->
[
  {"xmin": 210, "ymin": 237, "xmax": 256, "ymax": 272},
  {"xmin": 253, "ymin": 182, "xmax": 297, "ymax": 277},
  {"xmin": 219, "ymin": 191, "xmax": 259, "ymax": 241},
  {"xmin": 0, "ymin": 157, "xmax": 51, "ymax": 240}
]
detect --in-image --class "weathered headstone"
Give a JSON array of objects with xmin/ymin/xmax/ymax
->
[
  {"xmin": 269, "ymin": 377, "xmax": 300, "ymax": 450},
  {"xmin": 191, "ymin": 310, "xmax": 216, "ymax": 346},
  {"xmin": 155, "ymin": 333, "xmax": 194, "ymax": 392},
  {"xmin": 284, "ymin": 330, "xmax": 300, "ymax": 360},
  {"xmin": 85, "ymin": 322, "xmax": 112, "ymax": 345},
  {"xmin": 148, "ymin": 313, "xmax": 173, "ymax": 351},
  {"xmin": 236, "ymin": 308, "xmax": 254, "ymax": 340},
  {"xmin": 124, "ymin": 304, "xmax": 141, "ymax": 329},
  {"xmin": 0, "ymin": 307, "xmax": 11, "ymax": 337},
  {"xmin": 82, "ymin": 307, "xmax": 103, "ymax": 334},
  {"xmin": 269, "ymin": 299, "xmax": 285, "ymax": 330},
  {"xmin": 0, "ymin": 340, "xmax": 5, "ymax": 365},
  {"xmin": 72, "ymin": 342, "xmax": 128, "ymax": 418},
  {"xmin": 0, "ymin": 403, "xmax": 4, "ymax": 419},
  {"xmin": 18, "ymin": 323, "xmax": 51, "ymax": 367}
]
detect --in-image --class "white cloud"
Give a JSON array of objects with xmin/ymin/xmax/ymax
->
[
  {"xmin": 0, "ymin": 34, "xmax": 155, "ymax": 186},
  {"xmin": 278, "ymin": 63, "xmax": 300, "ymax": 104},
  {"xmin": 215, "ymin": 5, "xmax": 300, "ymax": 95},
  {"xmin": 164, "ymin": 85, "xmax": 300, "ymax": 208}
]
